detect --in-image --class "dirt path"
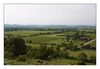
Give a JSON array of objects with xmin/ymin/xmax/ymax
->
[{"xmin": 83, "ymin": 39, "xmax": 96, "ymax": 46}]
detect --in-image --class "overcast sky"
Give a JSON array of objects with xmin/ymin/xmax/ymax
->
[{"xmin": 4, "ymin": 4, "xmax": 96, "ymax": 26}]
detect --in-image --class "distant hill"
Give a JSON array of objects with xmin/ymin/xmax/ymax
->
[{"xmin": 4, "ymin": 24, "xmax": 96, "ymax": 29}]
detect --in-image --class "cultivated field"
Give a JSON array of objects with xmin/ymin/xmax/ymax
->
[{"xmin": 4, "ymin": 25, "xmax": 96, "ymax": 65}]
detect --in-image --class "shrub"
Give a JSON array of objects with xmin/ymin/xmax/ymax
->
[
  {"xmin": 27, "ymin": 40, "xmax": 32, "ymax": 43},
  {"xmin": 60, "ymin": 51, "xmax": 69, "ymax": 58},
  {"xmin": 78, "ymin": 52, "xmax": 88, "ymax": 62},
  {"xmin": 4, "ymin": 51, "xmax": 14, "ymax": 59},
  {"xmin": 26, "ymin": 47, "xmax": 36, "ymax": 58},
  {"xmin": 17, "ymin": 55, "xmax": 26, "ymax": 62},
  {"xmin": 36, "ymin": 59, "xmax": 44, "ymax": 64},
  {"xmin": 34, "ymin": 44, "xmax": 48, "ymax": 60},
  {"xmin": 77, "ymin": 61, "xmax": 86, "ymax": 65},
  {"xmin": 89, "ymin": 55, "xmax": 96, "ymax": 64},
  {"xmin": 34, "ymin": 45, "xmax": 55, "ymax": 60}
]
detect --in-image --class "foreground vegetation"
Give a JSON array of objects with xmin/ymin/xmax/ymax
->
[{"xmin": 4, "ymin": 25, "xmax": 96, "ymax": 65}]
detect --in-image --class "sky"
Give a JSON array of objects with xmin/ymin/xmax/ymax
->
[{"xmin": 4, "ymin": 4, "xmax": 96, "ymax": 26}]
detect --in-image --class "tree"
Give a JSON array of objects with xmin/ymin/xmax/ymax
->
[
  {"xmin": 34, "ymin": 44, "xmax": 55, "ymax": 60},
  {"xmin": 68, "ymin": 40, "xmax": 75, "ymax": 50},
  {"xmin": 56, "ymin": 45, "xmax": 60, "ymax": 51},
  {"xmin": 5, "ymin": 36, "xmax": 26, "ymax": 59},
  {"xmin": 81, "ymin": 31, "xmax": 85, "ymax": 36},
  {"xmin": 73, "ymin": 31, "xmax": 80, "ymax": 40},
  {"xmin": 26, "ymin": 46, "xmax": 36, "ymax": 58},
  {"xmin": 34, "ymin": 44, "xmax": 48, "ymax": 60},
  {"xmin": 46, "ymin": 46, "xmax": 55, "ymax": 59}
]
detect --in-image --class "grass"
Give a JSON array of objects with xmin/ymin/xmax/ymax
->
[
  {"xmin": 4, "ymin": 30, "xmax": 96, "ymax": 65},
  {"xmin": 26, "ymin": 43, "xmax": 41, "ymax": 48},
  {"xmin": 4, "ymin": 58, "xmax": 78, "ymax": 65},
  {"xmin": 5, "ymin": 57, "xmax": 96, "ymax": 65},
  {"xmin": 69, "ymin": 49, "xmax": 96, "ymax": 58},
  {"xmin": 5, "ymin": 30, "xmax": 56, "ymax": 37},
  {"xmin": 47, "ymin": 58, "xmax": 78, "ymax": 65},
  {"xmin": 85, "ymin": 33, "xmax": 96, "ymax": 39},
  {"xmin": 24, "ymin": 35, "xmax": 60, "ymax": 43}
]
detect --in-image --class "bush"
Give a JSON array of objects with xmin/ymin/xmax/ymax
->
[
  {"xmin": 78, "ymin": 52, "xmax": 88, "ymax": 62},
  {"xmin": 4, "ymin": 51, "xmax": 14, "ymax": 59},
  {"xmin": 27, "ymin": 40, "xmax": 32, "ymax": 43},
  {"xmin": 77, "ymin": 61, "xmax": 86, "ymax": 65},
  {"xmin": 89, "ymin": 55, "xmax": 96, "ymax": 64},
  {"xmin": 34, "ymin": 44, "xmax": 48, "ymax": 60},
  {"xmin": 36, "ymin": 59, "xmax": 44, "ymax": 64},
  {"xmin": 34, "ymin": 45, "xmax": 55, "ymax": 60},
  {"xmin": 26, "ymin": 47, "xmax": 36, "ymax": 58},
  {"xmin": 60, "ymin": 51, "xmax": 69, "ymax": 58},
  {"xmin": 17, "ymin": 55, "xmax": 26, "ymax": 62}
]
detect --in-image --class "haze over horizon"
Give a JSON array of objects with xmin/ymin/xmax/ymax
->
[
  {"xmin": 4, "ymin": 24, "xmax": 96, "ymax": 26},
  {"xmin": 5, "ymin": 4, "xmax": 96, "ymax": 26}
]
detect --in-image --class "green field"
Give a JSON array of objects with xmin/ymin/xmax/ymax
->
[{"xmin": 4, "ymin": 28, "xmax": 96, "ymax": 65}]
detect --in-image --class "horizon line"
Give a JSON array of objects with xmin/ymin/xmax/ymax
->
[{"xmin": 4, "ymin": 24, "xmax": 96, "ymax": 26}]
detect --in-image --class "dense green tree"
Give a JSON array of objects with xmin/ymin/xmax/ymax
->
[
  {"xmin": 4, "ymin": 36, "xmax": 27, "ymax": 59},
  {"xmin": 68, "ymin": 40, "xmax": 75, "ymax": 50},
  {"xmin": 34, "ymin": 44, "xmax": 61, "ymax": 60},
  {"xmin": 81, "ymin": 31, "xmax": 85, "ymax": 36},
  {"xmin": 73, "ymin": 31, "xmax": 80, "ymax": 40},
  {"xmin": 34, "ymin": 44, "xmax": 48, "ymax": 60},
  {"xmin": 46, "ymin": 46, "xmax": 55, "ymax": 59},
  {"xmin": 26, "ymin": 47, "xmax": 36, "ymax": 58},
  {"xmin": 56, "ymin": 45, "xmax": 60, "ymax": 51}
]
